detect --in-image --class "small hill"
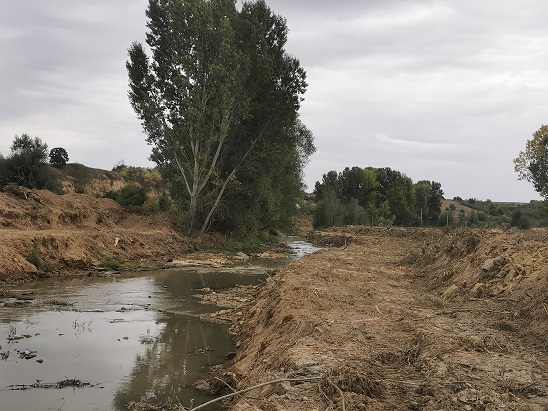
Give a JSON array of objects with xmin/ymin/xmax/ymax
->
[{"xmin": 56, "ymin": 164, "xmax": 128, "ymax": 196}]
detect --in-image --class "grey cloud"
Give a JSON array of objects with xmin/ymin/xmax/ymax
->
[{"xmin": 1, "ymin": 0, "xmax": 545, "ymax": 201}]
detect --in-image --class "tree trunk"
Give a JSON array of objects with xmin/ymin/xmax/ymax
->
[{"xmin": 200, "ymin": 170, "xmax": 235, "ymax": 235}]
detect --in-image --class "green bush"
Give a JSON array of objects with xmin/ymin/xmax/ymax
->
[
  {"xmin": 105, "ymin": 185, "xmax": 147, "ymax": 206},
  {"xmin": 27, "ymin": 245, "xmax": 46, "ymax": 270},
  {"xmin": 0, "ymin": 134, "xmax": 63, "ymax": 193},
  {"xmin": 99, "ymin": 257, "xmax": 127, "ymax": 269},
  {"xmin": 143, "ymin": 192, "xmax": 172, "ymax": 214}
]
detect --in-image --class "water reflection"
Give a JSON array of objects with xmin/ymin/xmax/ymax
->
[
  {"xmin": 0, "ymin": 270, "xmax": 255, "ymax": 410},
  {"xmin": 0, "ymin": 241, "xmax": 320, "ymax": 410},
  {"xmin": 113, "ymin": 314, "xmax": 232, "ymax": 410}
]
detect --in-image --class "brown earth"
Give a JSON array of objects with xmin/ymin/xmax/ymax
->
[
  {"xmin": 0, "ymin": 184, "xmax": 193, "ymax": 284},
  {"xmin": 197, "ymin": 226, "xmax": 548, "ymax": 411}
]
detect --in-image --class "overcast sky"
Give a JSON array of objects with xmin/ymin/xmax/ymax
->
[{"xmin": 1, "ymin": 0, "xmax": 546, "ymax": 201}]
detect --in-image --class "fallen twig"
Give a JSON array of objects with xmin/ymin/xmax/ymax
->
[
  {"xmin": 213, "ymin": 377, "xmax": 261, "ymax": 409},
  {"xmin": 190, "ymin": 377, "xmax": 321, "ymax": 410}
]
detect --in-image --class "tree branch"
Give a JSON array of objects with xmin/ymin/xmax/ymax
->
[{"xmin": 190, "ymin": 377, "xmax": 321, "ymax": 410}]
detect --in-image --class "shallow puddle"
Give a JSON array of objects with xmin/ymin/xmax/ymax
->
[{"xmin": 0, "ymin": 241, "xmax": 320, "ymax": 411}]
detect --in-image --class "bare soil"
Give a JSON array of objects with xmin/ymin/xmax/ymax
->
[
  {"xmin": 199, "ymin": 226, "xmax": 548, "ymax": 411},
  {"xmin": 0, "ymin": 184, "xmax": 193, "ymax": 284}
]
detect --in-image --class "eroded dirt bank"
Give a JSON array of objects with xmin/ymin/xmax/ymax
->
[
  {"xmin": 0, "ymin": 185, "xmax": 193, "ymax": 284},
  {"xmin": 200, "ymin": 227, "xmax": 548, "ymax": 410}
]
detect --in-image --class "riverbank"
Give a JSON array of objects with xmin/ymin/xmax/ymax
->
[
  {"xmin": 196, "ymin": 227, "xmax": 548, "ymax": 411},
  {"xmin": 0, "ymin": 186, "xmax": 291, "ymax": 285}
]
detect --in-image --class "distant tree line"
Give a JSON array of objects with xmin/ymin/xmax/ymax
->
[
  {"xmin": 451, "ymin": 197, "xmax": 548, "ymax": 229},
  {"xmin": 313, "ymin": 166, "xmax": 444, "ymax": 228}
]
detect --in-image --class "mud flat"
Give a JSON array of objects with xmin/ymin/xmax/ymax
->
[{"xmin": 198, "ymin": 227, "xmax": 548, "ymax": 411}]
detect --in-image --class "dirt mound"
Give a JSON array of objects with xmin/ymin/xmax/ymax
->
[
  {"xmin": 0, "ymin": 184, "xmax": 126, "ymax": 229},
  {"xmin": 0, "ymin": 185, "xmax": 191, "ymax": 284},
  {"xmin": 419, "ymin": 228, "xmax": 548, "ymax": 341},
  {"xmin": 198, "ymin": 227, "xmax": 547, "ymax": 410}
]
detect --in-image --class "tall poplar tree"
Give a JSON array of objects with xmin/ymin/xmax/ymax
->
[{"xmin": 127, "ymin": 0, "xmax": 312, "ymax": 235}]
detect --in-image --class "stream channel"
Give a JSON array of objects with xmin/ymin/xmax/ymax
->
[{"xmin": 0, "ymin": 241, "xmax": 321, "ymax": 411}]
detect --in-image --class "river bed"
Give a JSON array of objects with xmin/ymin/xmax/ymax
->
[{"xmin": 0, "ymin": 241, "xmax": 322, "ymax": 411}]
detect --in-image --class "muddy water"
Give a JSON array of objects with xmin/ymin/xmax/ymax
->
[{"xmin": 0, "ymin": 241, "xmax": 321, "ymax": 411}]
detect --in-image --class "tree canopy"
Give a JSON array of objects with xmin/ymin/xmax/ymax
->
[
  {"xmin": 0, "ymin": 134, "xmax": 62, "ymax": 193},
  {"xmin": 49, "ymin": 147, "xmax": 69, "ymax": 168},
  {"xmin": 127, "ymin": 0, "xmax": 313, "ymax": 235},
  {"xmin": 313, "ymin": 166, "xmax": 444, "ymax": 228},
  {"xmin": 514, "ymin": 125, "xmax": 548, "ymax": 200}
]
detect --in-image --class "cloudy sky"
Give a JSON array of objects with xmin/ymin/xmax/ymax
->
[{"xmin": 1, "ymin": 0, "xmax": 546, "ymax": 201}]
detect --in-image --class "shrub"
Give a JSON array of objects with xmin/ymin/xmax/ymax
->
[
  {"xmin": 99, "ymin": 257, "xmax": 127, "ymax": 270},
  {"xmin": 105, "ymin": 185, "xmax": 147, "ymax": 206},
  {"xmin": 27, "ymin": 245, "xmax": 46, "ymax": 270},
  {"xmin": 143, "ymin": 192, "xmax": 171, "ymax": 214}
]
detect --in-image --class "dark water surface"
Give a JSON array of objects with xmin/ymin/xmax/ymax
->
[{"xmin": 0, "ymin": 241, "xmax": 321, "ymax": 411}]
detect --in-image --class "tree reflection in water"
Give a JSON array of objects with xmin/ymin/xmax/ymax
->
[{"xmin": 113, "ymin": 313, "xmax": 233, "ymax": 410}]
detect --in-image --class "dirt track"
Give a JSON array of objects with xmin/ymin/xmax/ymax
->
[{"xmin": 201, "ymin": 227, "xmax": 548, "ymax": 410}]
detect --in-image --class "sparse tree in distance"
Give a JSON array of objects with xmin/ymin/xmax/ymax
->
[
  {"xmin": 514, "ymin": 124, "xmax": 548, "ymax": 200},
  {"xmin": 49, "ymin": 147, "xmax": 69, "ymax": 168}
]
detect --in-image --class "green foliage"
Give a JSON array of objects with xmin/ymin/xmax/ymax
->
[
  {"xmin": 206, "ymin": 232, "xmax": 277, "ymax": 253},
  {"xmin": 313, "ymin": 166, "xmax": 442, "ymax": 228},
  {"xmin": 73, "ymin": 163, "xmax": 91, "ymax": 193},
  {"xmin": 117, "ymin": 166, "xmax": 163, "ymax": 192},
  {"xmin": 26, "ymin": 244, "xmax": 46, "ymax": 270},
  {"xmin": 313, "ymin": 188, "xmax": 344, "ymax": 228},
  {"xmin": 0, "ymin": 134, "xmax": 63, "ymax": 193},
  {"xmin": 514, "ymin": 124, "xmax": 548, "ymax": 199},
  {"xmin": 438, "ymin": 209, "xmax": 455, "ymax": 226},
  {"xmin": 415, "ymin": 180, "xmax": 443, "ymax": 224},
  {"xmin": 49, "ymin": 147, "xmax": 69, "ymax": 168},
  {"xmin": 127, "ymin": 0, "xmax": 312, "ymax": 235},
  {"xmin": 451, "ymin": 198, "xmax": 548, "ymax": 228},
  {"xmin": 105, "ymin": 185, "xmax": 148, "ymax": 207},
  {"xmin": 511, "ymin": 210, "xmax": 531, "ymax": 229},
  {"xmin": 99, "ymin": 257, "xmax": 127, "ymax": 270},
  {"xmin": 143, "ymin": 192, "xmax": 172, "ymax": 213}
]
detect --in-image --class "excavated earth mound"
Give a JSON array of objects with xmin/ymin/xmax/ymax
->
[
  {"xmin": 0, "ymin": 185, "xmax": 191, "ymax": 283},
  {"xmin": 198, "ymin": 227, "xmax": 548, "ymax": 411}
]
